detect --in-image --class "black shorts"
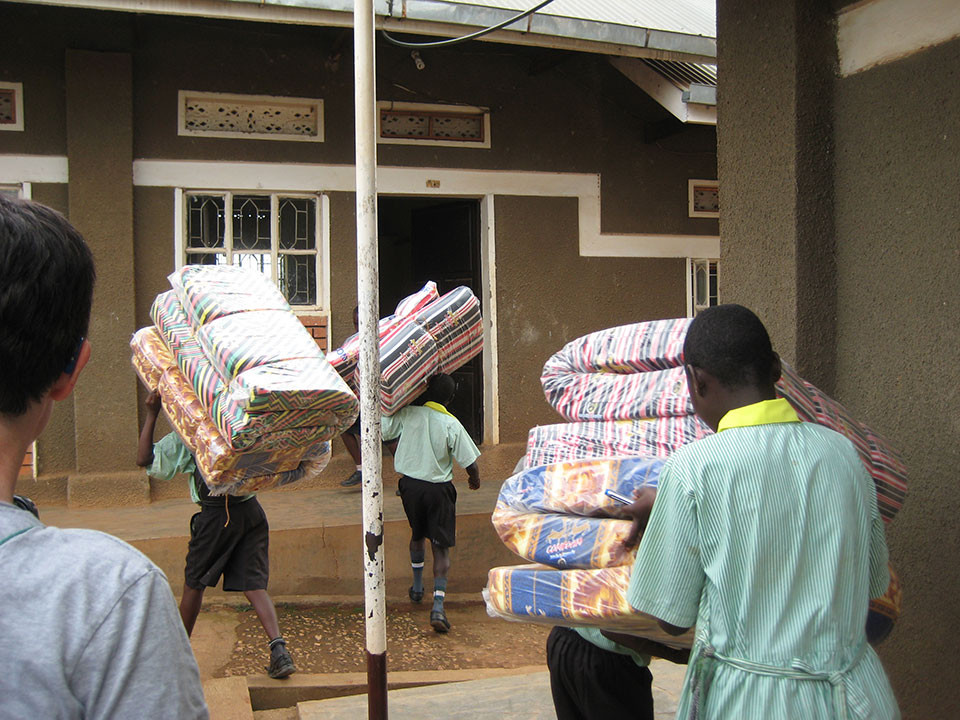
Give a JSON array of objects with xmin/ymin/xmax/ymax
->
[
  {"xmin": 344, "ymin": 412, "xmax": 361, "ymax": 437},
  {"xmin": 398, "ymin": 476, "xmax": 457, "ymax": 548},
  {"xmin": 546, "ymin": 626, "xmax": 653, "ymax": 720},
  {"xmin": 184, "ymin": 497, "xmax": 269, "ymax": 592}
]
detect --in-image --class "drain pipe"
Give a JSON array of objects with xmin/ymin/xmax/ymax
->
[{"xmin": 354, "ymin": 0, "xmax": 387, "ymax": 718}]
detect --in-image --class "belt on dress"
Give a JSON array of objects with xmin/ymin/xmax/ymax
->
[{"xmin": 689, "ymin": 637, "xmax": 869, "ymax": 720}]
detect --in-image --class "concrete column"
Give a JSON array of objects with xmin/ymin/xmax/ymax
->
[
  {"xmin": 65, "ymin": 50, "xmax": 147, "ymax": 505},
  {"xmin": 716, "ymin": 0, "xmax": 837, "ymax": 391}
]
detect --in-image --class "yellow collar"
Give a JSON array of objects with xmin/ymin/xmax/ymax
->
[
  {"xmin": 717, "ymin": 398, "xmax": 800, "ymax": 432},
  {"xmin": 424, "ymin": 401, "xmax": 454, "ymax": 417}
]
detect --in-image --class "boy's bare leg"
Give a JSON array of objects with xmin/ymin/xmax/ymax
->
[
  {"xmin": 244, "ymin": 589, "xmax": 281, "ymax": 641},
  {"xmin": 179, "ymin": 584, "xmax": 205, "ymax": 637}
]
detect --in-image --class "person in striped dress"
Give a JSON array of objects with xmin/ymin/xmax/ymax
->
[{"xmin": 624, "ymin": 304, "xmax": 899, "ymax": 719}]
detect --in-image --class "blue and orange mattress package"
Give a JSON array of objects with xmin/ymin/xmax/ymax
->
[
  {"xmin": 485, "ymin": 318, "xmax": 907, "ymax": 647},
  {"xmin": 325, "ymin": 282, "xmax": 484, "ymax": 415},
  {"xmin": 130, "ymin": 265, "xmax": 355, "ymax": 495}
]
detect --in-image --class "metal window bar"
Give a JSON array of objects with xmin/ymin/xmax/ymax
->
[{"xmin": 185, "ymin": 192, "xmax": 320, "ymax": 306}]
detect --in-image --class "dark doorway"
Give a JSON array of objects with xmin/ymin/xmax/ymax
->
[{"xmin": 378, "ymin": 197, "xmax": 484, "ymax": 444}]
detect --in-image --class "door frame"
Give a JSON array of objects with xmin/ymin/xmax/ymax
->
[{"xmin": 378, "ymin": 191, "xmax": 500, "ymax": 445}]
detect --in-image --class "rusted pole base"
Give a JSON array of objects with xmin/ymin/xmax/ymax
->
[{"xmin": 366, "ymin": 650, "xmax": 387, "ymax": 720}]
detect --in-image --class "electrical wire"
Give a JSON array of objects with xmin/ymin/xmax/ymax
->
[{"xmin": 380, "ymin": 0, "xmax": 558, "ymax": 49}]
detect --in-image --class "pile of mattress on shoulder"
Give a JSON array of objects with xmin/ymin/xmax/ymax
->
[
  {"xmin": 326, "ymin": 281, "xmax": 483, "ymax": 414},
  {"xmin": 130, "ymin": 265, "xmax": 358, "ymax": 495},
  {"xmin": 484, "ymin": 318, "xmax": 907, "ymax": 648}
]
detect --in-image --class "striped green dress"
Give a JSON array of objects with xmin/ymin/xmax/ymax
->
[{"xmin": 627, "ymin": 399, "xmax": 899, "ymax": 719}]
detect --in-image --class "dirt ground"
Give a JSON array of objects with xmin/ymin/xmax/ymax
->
[{"xmin": 217, "ymin": 599, "xmax": 552, "ymax": 677}]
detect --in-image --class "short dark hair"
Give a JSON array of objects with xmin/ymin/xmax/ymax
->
[
  {"xmin": 0, "ymin": 195, "xmax": 95, "ymax": 416},
  {"xmin": 426, "ymin": 373, "xmax": 456, "ymax": 405},
  {"xmin": 683, "ymin": 304, "xmax": 778, "ymax": 389}
]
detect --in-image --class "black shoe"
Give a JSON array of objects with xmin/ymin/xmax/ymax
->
[
  {"xmin": 340, "ymin": 470, "xmax": 362, "ymax": 487},
  {"xmin": 430, "ymin": 609, "xmax": 450, "ymax": 633},
  {"xmin": 267, "ymin": 642, "xmax": 296, "ymax": 679},
  {"xmin": 409, "ymin": 586, "xmax": 424, "ymax": 603}
]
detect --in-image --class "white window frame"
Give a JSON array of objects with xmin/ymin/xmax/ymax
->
[
  {"xmin": 0, "ymin": 182, "xmax": 31, "ymax": 199},
  {"xmin": 177, "ymin": 90, "xmax": 324, "ymax": 143},
  {"xmin": 688, "ymin": 178, "xmax": 719, "ymax": 218},
  {"xmin": 377, "ymin": 101, "xmax": 491, "ymax": 149},
  {"xmin": 686, "ymin": 257, "xmax": 718, "ymax": 317},
  {"xmin": 174, "ymin": 188, "xmax": 330, "ymax": 312},
  {"xmin": 0, "ymin": 82, "xmax": 24, "ymax": 132}
]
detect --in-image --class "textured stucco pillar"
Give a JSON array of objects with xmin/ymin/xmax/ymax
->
[
  {"xmin": 716, "ymin": 0, "xmax": 837, "ymax": 391},
  {"xmin": 65, "ymin": 50, "xmax": 146, "ymax": 505}
]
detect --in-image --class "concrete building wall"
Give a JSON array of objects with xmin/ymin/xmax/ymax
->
[
  {"xmin": 832, "ymin": 36, "xmax": 960, "ymax": 717},
  {"xmin": 718, "ymin": 0, "xmax": 960, "ymax": 715}
]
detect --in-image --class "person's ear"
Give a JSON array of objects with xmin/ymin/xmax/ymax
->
[
  {"xmin": 685, "ymin": 364, "xmax": 708, "ymax": 400},
  {"xmin": 49, "ymin": 339, "xmax": 91, "ymax": 402},
  {"xmin": 770, "ymin": 352, "xmax": 782, "ymax": 385}
]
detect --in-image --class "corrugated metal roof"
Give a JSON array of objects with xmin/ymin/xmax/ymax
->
[
  {"xmin": 450, "ymin": 0, "xmax": 715, "ymax": 38},
  {"xmin": 643, "ymin": 58, "xmax": 717, "ymax": 88},
  {"xmin": 222, "ymin": 0, "xmax": 716, "ymax": 59}
]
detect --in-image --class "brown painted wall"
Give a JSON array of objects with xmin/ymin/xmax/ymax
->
[
  {"xmin": 494, "ymin": 196, "xmax": 684, "ymax": 441},
  {"xmin": 832, "ymin": 38, "xmax": 960, "ymax": 717}
]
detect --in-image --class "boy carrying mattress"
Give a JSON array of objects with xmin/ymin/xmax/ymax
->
[
  {"xmin": 137, "ymin": 389, "xmax": 296, "ymax": 679},
  {"xmin": 620, "ymin": 304, "xmax": 898, "ymax": 718},
  {"xmin": 385, "ymin": 373, "xmax": 480, "ymax": 633}
]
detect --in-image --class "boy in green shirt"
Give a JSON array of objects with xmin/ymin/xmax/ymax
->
[
  {"xmin": 138, "ymin": 390, "xmax": 296, "ymax": 679},
  {"xmin": 384, "ymin": 374, "xmax": 480, "ymax": 633},
  {"xmin": 623, "ymin": 304, "xmax": 898, "ymax": 719}
]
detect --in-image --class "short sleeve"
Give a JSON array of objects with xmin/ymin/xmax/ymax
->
[
  {"xmin": 626, "ymin": 459, "xmax": 704, "ymax": 629},
  {"xmin": 146, "ymin": 432, "xmax": 195, "ymax": 482},
  {"xmin": 381, "ymin": 410, "xmax": 404, "ymax": 442},
  {"xmin": 448, "ymin": 422, "xmax": 480, "ymax": 469},
  {"xmin": 73, "ymin": 569, "xmax": 208, "ymax": 719}
]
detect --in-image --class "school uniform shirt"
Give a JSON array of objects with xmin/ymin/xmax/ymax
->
[
  {"xmin": 148, "ymin": 432, "xmax": 255, "ymax": 504},
  {"xmin": 382, "ymin": 402, "xmax": 480, "ymax": 483},
  {"xmin": 627, "ymin": 398, "xmax": 899, "ymax": 720},
  {"xmin": 573, "ymin": 627, "xmax": 650, "ymax": 667}
]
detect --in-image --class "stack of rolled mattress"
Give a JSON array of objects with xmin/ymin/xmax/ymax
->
[
  {"xmin": 486, "ymin": 317, "xmax": 906, "ymax": 647},
  {"xmin": 325, "ymin": 282, "xmax": 484, "ymax": 414},
  {"xmin": 130, "ymin": 265, "xmax": 358, "ymax": 495}
]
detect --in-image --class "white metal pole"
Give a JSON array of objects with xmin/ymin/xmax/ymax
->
[{"xmin": 353, "ymin": 0, "xmax": 387, "ymax": 717}]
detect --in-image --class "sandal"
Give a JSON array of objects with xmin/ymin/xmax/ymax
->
[{"xmin": 409, "ymin": 586, "xmax": 424, "ymax": 603}]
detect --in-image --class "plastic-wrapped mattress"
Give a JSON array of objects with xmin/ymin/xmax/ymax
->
[
  {"xmin": 325, "ymin": 283, "xmax": 484, "ymax": 415},
  {"xmin": 540, "ymin": 319, "xmax": 907, "ymax": 522}
]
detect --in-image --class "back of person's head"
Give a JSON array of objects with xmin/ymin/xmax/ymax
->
[
  {"xmin": 426, "ymin": 374, "xmax": 456, "ymax": 405},
  {"xmin": 0, "ymin": 195, "xmax": 95, "ymax": 416},
  {"xmin": 683, "ymin": 304, "xmax": 778, "ymax": 390}
]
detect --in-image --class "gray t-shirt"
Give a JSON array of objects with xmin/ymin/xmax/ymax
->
[{"xmin": 0, "ymin": 502, "xmax": 208, "ymax": 719}]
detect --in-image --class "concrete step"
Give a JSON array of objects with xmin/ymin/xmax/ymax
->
[
  {"xmin": 203, "ymin": 676, "xmax": 255, "ymax": 720},
  {"xmin": 292, "ymin": 660, "xmax": 685, "ymax": 720},
  {"xmin": 248, "ymin": 666, "xmax": 547, "ymax": 712},
  {"xmin": 296, "ymin": 669, "xmax": 555, "ymax": 720}
]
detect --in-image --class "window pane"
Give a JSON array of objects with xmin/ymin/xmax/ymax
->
[
  {"xmin": 695, "ymin": 266, "xmax": 707, "ymax": 306},
  {"xmin": 232, "ymin": 195, "xmax": 271, "ymax": 251},
  {"xmin": 232, "ymin": 252, "xmax": 271, "ymax": 275},
  {"xmin": 188, "ymin": 195, "xmax": 225, "ymax": 249},
  {"xmin": 279, "ymin": 197, "xmax": 316, "ymax": 250},
  {"xmin": 186, "ymin": 252, "xmax": 227, "ymax": 266},
  {"xmin": 279, "ymin": 254, "xmax": 316, "ymax": 305}
]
